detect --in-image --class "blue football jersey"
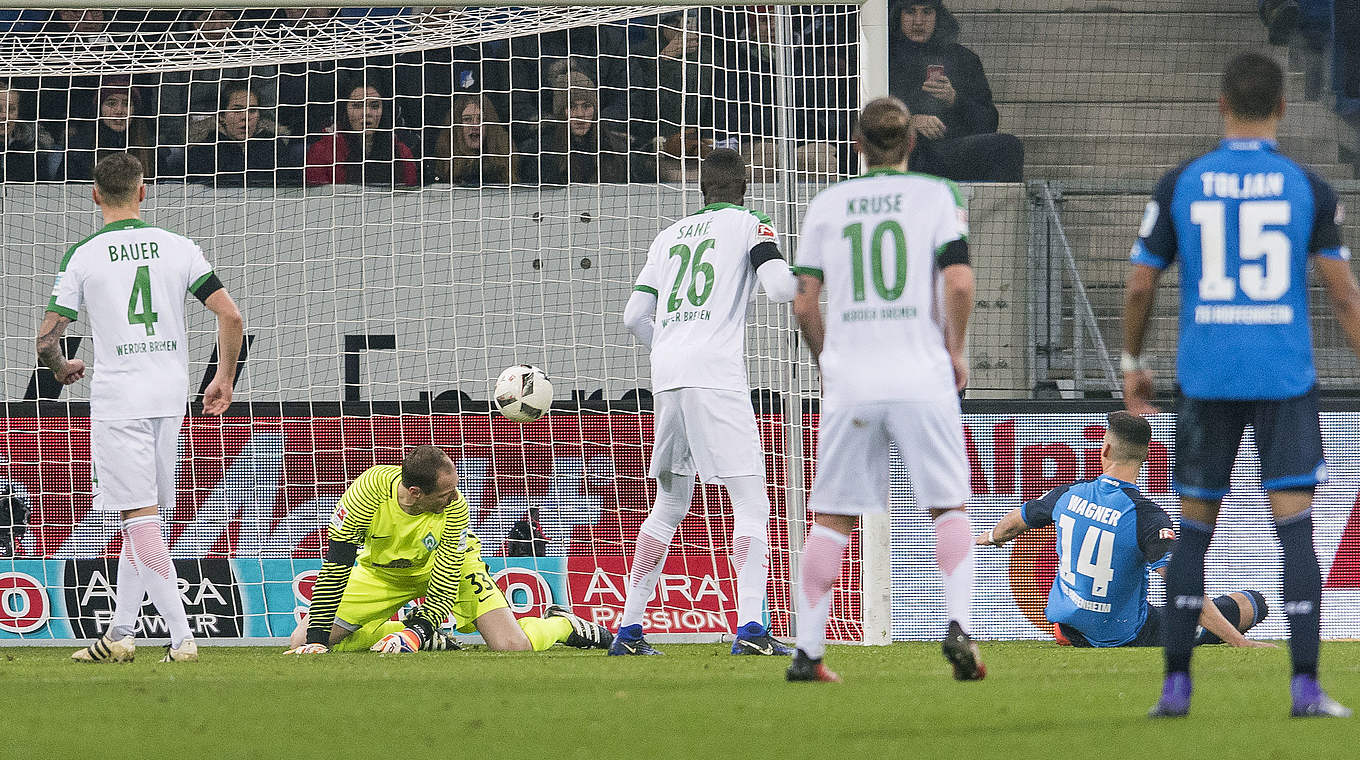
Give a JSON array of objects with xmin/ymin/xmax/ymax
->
[
  {"xmin": 1130, "ymin": 139, "xmax": 1349, "ymax": 400},
  {"xmin": 1022, "ymin": 476, "xmax": 1176, "ymax": 647}
]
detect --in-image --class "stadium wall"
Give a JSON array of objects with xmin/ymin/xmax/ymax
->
[
  {"xmin": 5, "ymin": 409, "xmax": 1360, "ymax": 642},
  {"xmin": 0, "ymin": 183, "xmax": 1030, "ymax": 403}
]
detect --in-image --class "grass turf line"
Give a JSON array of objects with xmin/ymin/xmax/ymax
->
[{"xmin": 7, "ymin": 642, "xmax": 1357, "ymax": 759}]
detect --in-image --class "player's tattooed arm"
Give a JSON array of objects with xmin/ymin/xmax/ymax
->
[
  {"xmin": 793, "ymin": 275, "xmax": 825, "ymax": 363},
  {"xmin": 976, "ymin": 507, "xmax": 1028, "ymax": 546},
  {"xmin": 35, "ymin": 312, "xmax": 84, "ymax": 385}
]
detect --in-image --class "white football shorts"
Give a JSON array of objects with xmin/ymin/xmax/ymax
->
[
  {"xmin": 91, "ymin": 415, "xmax": 183, "ymax": 512},
  {"xmin": 648, "ymin": 388, "xmax": 765, "ymax": 484},
  {"xmin": 809, "ymin": 398, "xmax": 970, "ymax": 514}
]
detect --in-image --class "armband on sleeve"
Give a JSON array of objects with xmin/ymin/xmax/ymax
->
[
  {"xmin": 324, "ymin": 539, "xmax": 359, "ymax": 566},
  {"xmin": 191, "ymin": 273, "xmax": 224, "ymax": 304},
  {"xmin": 936, "ymin": 239, "xmax": 970, "ymax": 268},
  {"xmin": 748, "ymin": 241, "xmax": 784, "ymax": 270}
]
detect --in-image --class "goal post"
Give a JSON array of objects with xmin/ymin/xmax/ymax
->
[{"xmin": 0, "ymin": 1, "xmax": 897, "ymax": 647}]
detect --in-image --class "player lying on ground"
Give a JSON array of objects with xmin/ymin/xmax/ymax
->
[
  {"xmin": 1124, "ymin": 52, "xmax": 1356, "ymax": 718},
  {"xmin": 788, "ymin": 97, "xmax": 982, "ymax": 683},
  {"xmin": 286, "ymin": 446, "xmax": 610, "ymax": 654},
  {"xmin": 615, "ymin": 148, "xmax": 798, "ymax": 656},
  {"xmin": 50, "ymin": 152, "xmax": 244, "ymax": 664},
  {"xmin": 977, "ymin": 412, "xmax": 1272, "ymax": 649}
]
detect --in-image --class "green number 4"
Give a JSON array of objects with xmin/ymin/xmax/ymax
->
[
  {"xmin": 843, "ymin": 220, "xmax": 908, "ymax": 302},
  {"xmin": 127, "ymin": 264, "xmax": 158, "ymax": 336},
  {"xmin": 666, "ymin": 238, "xmax": 716, "ymax": 313}
]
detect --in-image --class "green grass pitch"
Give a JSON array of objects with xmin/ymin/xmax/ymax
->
[{"xmin": 9, "ymin": 642, "xmax": 1357, "ymax": 759}]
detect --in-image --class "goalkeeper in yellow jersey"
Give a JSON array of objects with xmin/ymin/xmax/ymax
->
[{"xmin": 285, "ymin": 445, "xmax": 611, "ymax": 654}]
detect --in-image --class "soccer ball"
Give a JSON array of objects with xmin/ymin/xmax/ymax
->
[{"xmin": 494, "ymin": 365, "xmax": 553, "ymax": 422}]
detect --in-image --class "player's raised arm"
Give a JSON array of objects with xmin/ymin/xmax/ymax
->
[{"xmin": 290, "ymin": 468, "xmax": 384, "ymax": 653}]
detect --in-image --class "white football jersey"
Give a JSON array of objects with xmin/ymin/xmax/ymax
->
[
  {"xmin": 795, "ymin": 170, "xmax": 969, "ymax": 405},
  {"xmin": 49, "ymin": 218, "xmax": 216, "ymax": 421},
  {"xmin": 634, "ymin": 203, "xmax": 781, "ymax": 393}
]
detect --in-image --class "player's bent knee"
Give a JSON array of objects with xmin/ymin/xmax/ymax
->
[
  {"xmin": 328, "ymin": 624, "xmax": 352, "ymax": 647},
  {"xmin": 1237, "ymin": 590, "xmax": 1269, "ymax": 631}
]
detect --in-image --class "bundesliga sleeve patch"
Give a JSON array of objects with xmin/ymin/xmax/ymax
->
[
  {"xmin": 1159, "ymin": 528, "xmax": 1176, "ymax": 541},
  {"xmin": 956, "ymin": 205, "xmax": 968, "ymax": 228},
  {"xmin": 1337, "ymin": 203, "xmax": 1346, "ymax": 225},
  {"xmin": 1139, "ymin": 201, "xmax": 1159, "ymax": 238},
  {"xmin": 756, "ymin": 223, "xmax": 777, "ymax": 242},
  {"xmin": 330, "ymin": 505, "xmax": 348, "ymax": 530}
]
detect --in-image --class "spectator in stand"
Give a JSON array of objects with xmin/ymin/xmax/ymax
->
[
  {"xmin": 533, "ymin": 68, "xmax": 643, "ymax": 185},
  {"xmin": 60, "ymin": 77, "xmax": 158, "ymax": 180},
  {"xmin": 184, "ymin": 83, "xmax": 303, "ymax": 188},
  {"xmin": 887, "ymin": 0, "xmax": 1023, "ymax": 182},
  {"xmin": 159, "ymin": 10, "xmax": 279, "ymax": 148},
  {"xmin": 399, "ymin": 10, "xmax": 515, "ymax": 164},
  {"xmin": 430, "ymin": 93, "xmax": 516, "ymax": 185},
  {"xmin": 629, "ymin": 11, "xmax": 722, "ymax": 182},
  {"xmin": 720, "ymin": 7, "xmax": 839, "ymax": 180},
  {"xmin": 305, "ymin": 79, "xmax": 418, "ymax": 187},
  {"xmin": 1258, "ymin": 0, "xmax": 1331, "ymax": 49},
  {"xmin": 0, "ymin": 80, "xmax": 59, "ymax": 182}
]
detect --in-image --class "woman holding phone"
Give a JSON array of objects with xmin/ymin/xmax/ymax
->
[{"xmin": 887, "ymin": 0, "xmax": 1023, "ymax": 182}]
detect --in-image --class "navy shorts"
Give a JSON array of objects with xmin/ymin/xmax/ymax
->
[
  {"xmin": 1058, "ymin": 595, "xmax": 1249, "ymax": 648},
  {"xmin": 1174, "ymin": 389, "xmax": 1326, "ymax": 499}
]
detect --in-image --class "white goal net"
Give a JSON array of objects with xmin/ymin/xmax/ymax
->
[{"xmin": 0, "ymin": 4, "xmax": 869, "ymax": 645}]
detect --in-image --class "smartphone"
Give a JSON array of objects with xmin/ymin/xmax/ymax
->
[{"xmin": 926, "ymin": 64, "xmax": 945, "ymax": 80}]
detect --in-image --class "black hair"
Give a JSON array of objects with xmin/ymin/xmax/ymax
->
[
  {"xmin": 1222, "ymin": 51, "xmax": 1284, "ymax": 120},
  {"xmin": 1106, "ymin": 411, "xmax": 1152, "ymax": 461},
  {"xmin": 700, "ymin": 148, "xmax": 747, "ymax": 203}
]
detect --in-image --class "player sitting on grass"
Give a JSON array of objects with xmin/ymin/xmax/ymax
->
[
  {"xmin": 977, "ymin": 412, "xmax": 1273, "ymax": 649},
  {"xmin": 615, "ymin": 148, "xmax": 798, "ymax": 656},
  {"xmin": 285, "ymin": 445, "xmax": 610, "ymax": 654}
]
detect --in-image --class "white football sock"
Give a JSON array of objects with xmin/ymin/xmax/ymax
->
[
  {"xmin": 619, "ymin": 472, "xmax": 694, "ymax": 629},
  {"xmin": 107, "ymin": 540, "xmax": 145, "ymax": 640},
  {"xmin": 795, "ymin": 524, "xmax": 850, "ymax": 660},
  {"xmin": 124, "ymin": 515, "xmax": 192, "ymax": 647},
  {"xmin": 725, "ymin": 474, "xmax": 772, "ymax": 629},
  {"xmin": 933, "ymin": 509, "xmax": 975, "ymax": 633}
]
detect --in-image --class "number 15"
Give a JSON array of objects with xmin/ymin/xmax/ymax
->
[{"xmin": 1191, "ymin": 200, "xmax": 1291, "ymax": 302}]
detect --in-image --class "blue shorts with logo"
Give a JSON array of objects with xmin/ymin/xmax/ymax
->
[{"xmin": 1174, "ymin": 388, "xmax": 1326, "ymax": 499}]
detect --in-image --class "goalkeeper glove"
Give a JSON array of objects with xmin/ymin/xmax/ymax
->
[
  {"xmin": 284, "ymin": 643, "xmax": 330, "ymax": 655},
  {"xmin": 371, "ymin": 628, "xmax": 423, "ymax": 653}
]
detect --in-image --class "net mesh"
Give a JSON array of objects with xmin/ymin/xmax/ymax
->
[{"xmin": 0, "ymin": 4, "xmax": 865, "ymax": 643}]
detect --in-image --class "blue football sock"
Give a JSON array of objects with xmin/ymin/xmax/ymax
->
[
  {"xmin": 1275, "ymin": 509, "xmax": 1321, "ymax": 677},
  {"xmin": 1163, "ymin": 517, "xmax": 1213, "ymax": 674}
]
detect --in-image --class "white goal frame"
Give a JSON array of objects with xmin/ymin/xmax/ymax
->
[{"xmin": 0, "ymin": 0, "xmax": 893, "ymax": 647}]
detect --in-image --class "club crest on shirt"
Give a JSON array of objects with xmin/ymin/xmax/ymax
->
[
  {"xmin": 330, "ymin": 505, "xmax": 348, "ymax": 530},
  {"xmin": 756, "ymin": 223, "xmax": 776, "ymax": 241},
  {"xmin": 1159, "ymin": 527, "xmax": 1176, "ymax": 541},
  {"xmin": 422, "ymin": 532, "xmax": 438, "ymax": 552}
]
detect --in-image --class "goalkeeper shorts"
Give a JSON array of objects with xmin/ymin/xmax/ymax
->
[{"xmin": 334, "ymin": 541, "xmax": 509, "ymax": 637}]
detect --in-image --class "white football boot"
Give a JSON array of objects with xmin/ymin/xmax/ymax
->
[
  {"xmin": 71, "ymin": 635, "xmax": 136, "ymax": 663},
  {"xmin": 160, "ymin": 639, "xmax": 199, "ymax": 662}
]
